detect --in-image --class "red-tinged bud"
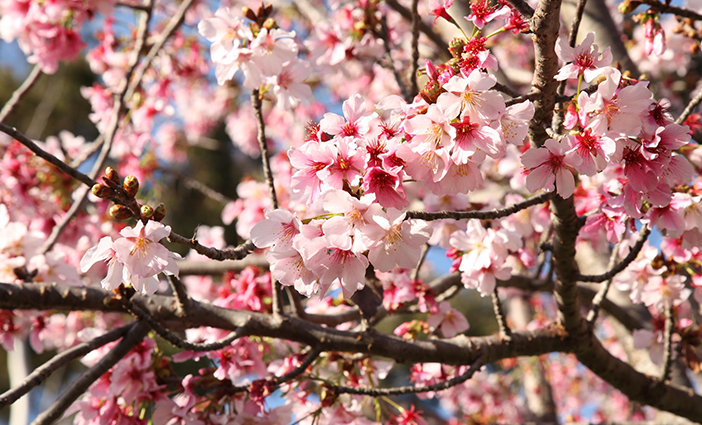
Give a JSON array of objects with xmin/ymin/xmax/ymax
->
[
  {"xmin": 153, "ymin": 203, "xmax": 167, "ymax": 221},
  {"xmin": 109, "ymin": 205, "xmax": 132, "ymax": 220},
  {"xmin": 141, "ymin": 204, "xmax": 154, "ymax": 220},
  {"xmin": 123, "ymin": 175, "xmax": 139, "ymax": 198},
  {"xmin": 105, "ymin": 166, "xmax": 120, "ymax": 184},
  {"xmin": 92, "ymin": 184, "xmax": 114, "ymax": 199}
]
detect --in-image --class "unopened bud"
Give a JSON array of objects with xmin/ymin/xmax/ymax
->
[
  {"xmin": 141, "ymin": 204, "xmax": 154, "ymax": 220},
  {"xmin": 242, "ymin": 6, "xmax": 257, "ymax": 21},
  {"xmin": 618, "ymin": 0, "xmax": 640, "ymax": 14},
  {"xmin": 105, "ymin": 166, "xmax": 120, "ymax": 184},
  {"xmin": 109, "ymin": 204, "xmax": 133, "ymax": 220},
  {"xmin": 692, "ymin": 42, "xmax": 701, "ymax": 54},
  {"xmin": 123, "ymin": 175, "xmax": 139, "ymax": 198},
  {"xmin": 92, "ymin": 184, "xmax": 114, "ymax": 199},
  {"xmin": 262, "ymin": 17, "xmax": 276, "ymax": 30},
  {"xmin": 153, "ymin": 203, "xmax": 167, "ymax": 221}
]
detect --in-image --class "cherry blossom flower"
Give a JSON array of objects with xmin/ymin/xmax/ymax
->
[
  {"xmin": 565, "ymin": 129, "xmax": 616, "ymax": 176},
  {"xmin": 555, "ymin": 32, "xmax": 612, "ymax": 82},
  {"xmin": 110, "ymin": 221, "xmax": 181, "ymax": 295},
  {"xmin": 437, "ymin": 71, "xmax": 505, "ymax": 123},
  {"xmin": 251, "ymin": 209, "xmax": 302, "ymax": 255},
  {"xmin": 521, "ymin": 138, "xmax": 582, "ymax": 198},
  {"xmin": 465, "ymin": 0, "xmax": 510, "ymax": 29},
  {"xmin": 427, "ymin": 301, "xmax": 469, "ymax": 337},
  {"xmin": 320, "ymin": 94, "xmax": 373, "ymax": 137},
  {"xmin": 365, "ymin": 209, "xmax": 430, "ymax": 272},
  {"xmin": 428, "ymin": 0, "xmax": 455, "ymax": 23}
]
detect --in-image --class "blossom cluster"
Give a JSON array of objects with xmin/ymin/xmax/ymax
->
[{"xmin": 81, "ymin": 220, "xmax": 181, "ymax": 295}]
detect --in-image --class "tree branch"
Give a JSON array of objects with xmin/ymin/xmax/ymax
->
[
  {"xmin": 0, "ymin": 65, "xmax": 42, "ymax": 123},
  {"xmin": 331, "ymin": 356, "xmax": 484, "ymax": 396},
  {"xmin": 406, "ymin": 192, "xmax": 551, "ymax": 221},
  {"xmin": 492, "ymin": 288, "xmax": 512, "ymax": 340},
  {"xmin": 0, "ymin": 323, "xmax": 132, "ymax": 409},
  {"xmin": 661, "ymin": 303, "xmax": 675, "ymax": 382},
  {"xmin": 576, "ymin": 225, "xmax": 650, "ymax": 283},
  {"xmin": 39, "ymin": 1, "xmax": 153, "ymax": 254},
  {"xmin": 251, "ymin": 88, "xmax": 282, "ymax": 316},
  {"xmin": 676, "ymin": 89, "xmax": 702, "ymax": 125},
  {"xmin": 409, "ymin": 0, "xmax": 420, "ymax": 98},
  {"xmin": 30, "ymin": 321, "xmax": 149, "ymax": 425},
  {"xmin": 637, "ymin": 0, "xmax": 702, "ymax": 21},
  {"xmin": 586, "ymin": 227, "xmax": 629, "ymax": 323}
]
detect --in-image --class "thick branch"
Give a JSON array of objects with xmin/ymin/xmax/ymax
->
[
  {"xmin": 0, "ymin": 282, "xmax": 569, "ymax": 367},
  {"xmin": 528, "ymin": 0, "xmax": 563, "ymax": 146}
]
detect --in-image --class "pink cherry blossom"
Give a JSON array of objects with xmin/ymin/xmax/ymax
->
[
  {"xmin": 465, "ymin": 0, "xmax": 510, "ymax": 29},
  {"xmin": 555, "ymin": 32, "xmax": 612, "ymax": 82},
  {"xmin": 427, "ymin": 301, "xmax": 469, "ymax": 338},
  {"xmin": 521, "ymin": 138, "xmax": 582, "ymax": 198},
  {"xmin": 437, "ymin": 71, "xmax": 505, "ymax": 123},
  {"xmin": 365, "ymin": 209, "xmax": 430, "ymax": 272}
]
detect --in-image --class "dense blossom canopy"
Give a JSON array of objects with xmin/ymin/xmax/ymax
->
[{"xmin": 3, "ymin": 0, "xmax": 702, "ymax": 423}]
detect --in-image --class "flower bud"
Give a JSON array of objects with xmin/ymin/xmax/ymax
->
[
  {"xmin": 105, "ymin": 166, "xmax": 120, "ymax": 184},
  {"xmin": 123, "ymin": 175, "xmax": 139, "ymax": 198},
  {"xmin": 153, "ymin": 203, "xmax": 167, "ymax": 221},
  {"xmin": 262, "ymin": 17, "xmax": 276, "ymax": 30},
  {"xmin": 141, "ymin": 204, "xmax": 154, "ymax": 220},
  {"xmin": 618, "ymin": 0, "xmax": 640, "ymax": 14},
  {"xmin": 242, "ymin": 6, "xmax": 257, "ymax": 21},
  {"xmin": 91, "ymin": 184, "xmax": 114, "ymax": 199},
  {"xmin": 110, "ymin": 205, "xmax": 133, "ymax": 220}
]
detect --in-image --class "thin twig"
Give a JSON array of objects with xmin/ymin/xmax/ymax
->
[
  {"xmin": 384, "ymin": 0, "xmax": 451, "ymax": 60},
  {"xmin": 127, "ymin": 301, "xmax": 248, "ymax": 352},
  {"xmin": 576, "ymin": 225, "xmax": 650, "ymax": 283},
  {"xmin": 406, "ymin": 192, "xmax": 552, "ymax": 221},
  {"xmin": 661, "ymin": 303, "xmax": 675, "ymax": 382},
  {"xmin": 226, "ymin": 347, "xmax": 322, "ymax": 393},
  {"xmin": 172, "ymin": 170, "xmax": 233, "ymax": 204},
  {"xmin": 411, "ymin": 244, "xmax": 430, "ymax": 282},
  {"xmin": 376, "ymin": 18, "xmax": 411, "ymax": 102},
  {"xmin": 0, "ymin": 65, "xmax": 42, "ymax": 123},
  {"xmin": 168, "ymin": 275, "xmax": 189, "ymax": 317},
  {"xmin": 331, "ymin": 357, "xmax": 484, "ymax": 396},
  {"xmin": 38, "ymin": 1, "xmax": 153, "ymax": 254},
  {"xmin": 0, "ymin": 323, "xmax": 132, "ymax": 409},
  {"xmin": 586, "ymin": 225, "xmax": 629, "ymax": 323},
  {"xmin": 494, "ymin": 82, "xmax": 523, "ymax": 98},
  {"xmin": 492, "ymin": 288, "xmax": 512, "ymax": 340},
  {"xmin": 167, "ymin": 235, "xmax": 256, "ymax": 261},
  {"xmin": 637, "ymin": 0, "xmax": 702, "ymax": 21},
  {"xmin": 30, "ymin": 321, "xmax": 149, "ymax": 425},
  {"xmin": 124, "ymin": 0, "xmax": 196, "ymax": 100},
  {"xmin": 676, "ymin": 89, "xmax": 702, "ymax": 125},
  {"xmin": 251, "ymin": 88, "xmax": 283, "ymax": 316},
  {"xmin": 409, "ymin": 0, "xmax": 420, "ymax": 98},
  {"xmin": 568, "ymin": 0, "xmax": 589, "ymax": 47},
  {"xmin": 0, "ymin": 123, "xmax": 95, "ymax": 186}
]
